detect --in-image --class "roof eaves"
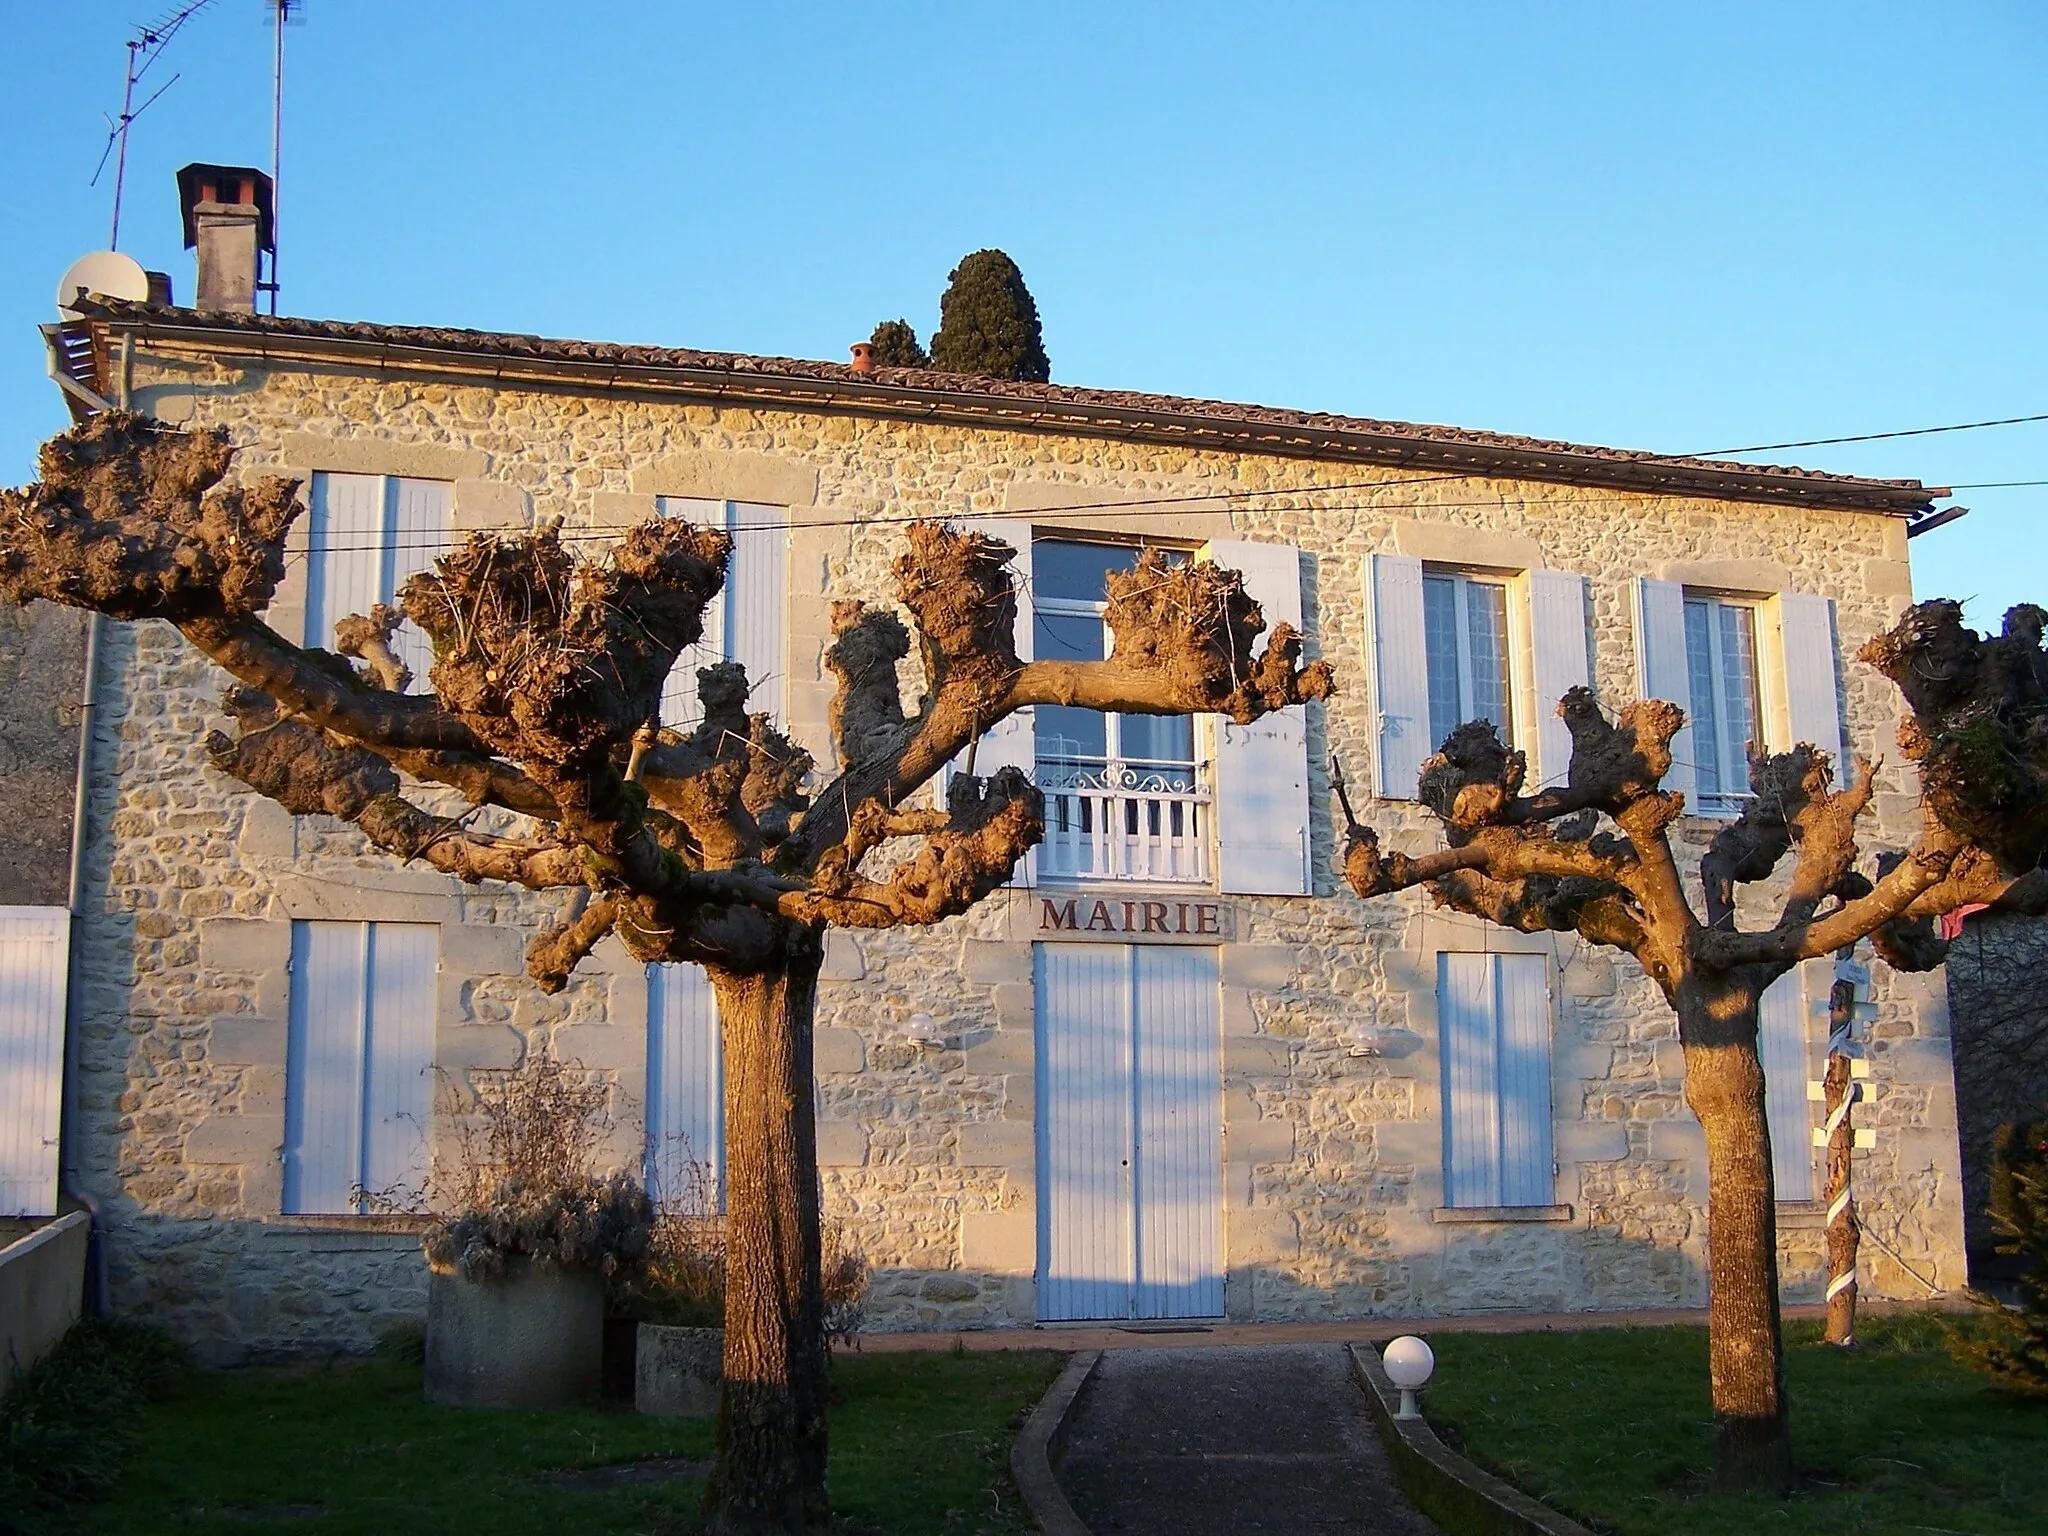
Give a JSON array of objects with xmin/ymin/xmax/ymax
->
[{"xmin": 84, "ymin": 302, "xmax": 1938, "ymax": 517}]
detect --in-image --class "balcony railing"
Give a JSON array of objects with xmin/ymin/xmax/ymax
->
[{"xmin": 1034, "ymin": 761, "xmax": 1212, "ymax": 885}]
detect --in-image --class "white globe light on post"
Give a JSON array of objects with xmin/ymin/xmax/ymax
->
[{"xmin": 1382, "ymin": 1335, "xmax": 1435, "ymax": 1421}]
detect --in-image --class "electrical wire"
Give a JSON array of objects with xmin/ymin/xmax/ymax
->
[{"xmin": 253, "ymin": 407, "xmax": 2048, "ymax": 561}]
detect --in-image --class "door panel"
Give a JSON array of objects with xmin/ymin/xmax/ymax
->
[{"xmin": 1134, "ymin": 946, "xmax": 1223, "ymax": 1318}]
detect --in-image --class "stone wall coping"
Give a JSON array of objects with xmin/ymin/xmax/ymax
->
[
  {"xmin": 1010, "ymin": 1348, "xmax": 1101, "ymax": 1536},
  {"xmin": 1349, "ymin": 1341, "xmax": 1596, "ymax": 1536}
]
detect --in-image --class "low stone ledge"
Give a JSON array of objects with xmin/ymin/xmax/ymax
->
[
  {"xmin": 1431, "ymin": 1205, "xmax": 1574, "ymax": 1224},
  {"xmin": 1011, "ymin": 1348, "xmax": 1099, "ymax": 1536},
  {"xmin": 1348, "ymin": 1341, "xmax": 1595, "ymax": 1536}
]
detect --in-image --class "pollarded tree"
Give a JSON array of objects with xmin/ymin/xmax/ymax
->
[
  {"xmin": 929, "ymin": 249, "xmax": 1051, "ymax": 382},
  {"xmin": 0, "ymin": 412, "xmax": 1332, "ymax": 1536},
  {"xmin": 1335, "ymin": 600, "xmax": 2048, "ymax": 1494}
]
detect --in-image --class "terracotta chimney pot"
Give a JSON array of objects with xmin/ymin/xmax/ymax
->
[{"xmin": 849, "ymin": 342, "xmax": 875, "ymax": 376}]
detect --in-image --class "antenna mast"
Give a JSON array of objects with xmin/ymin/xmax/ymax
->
[
  {"xmin": 95, "ymin": 1, "xmax": 216, "ymax": 250},
  {"xmin": 261, "ymin": 0, "xmax": 304, "ymax": 316}
]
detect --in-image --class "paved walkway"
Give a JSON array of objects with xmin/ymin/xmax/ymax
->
[{"xmin": 1055, "ymin": 1344, "xmax": 1441, "ymax": 1535}]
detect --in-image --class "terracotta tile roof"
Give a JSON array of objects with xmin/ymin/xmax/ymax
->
[{"xmin": 79, "ymin": 300, "xmax": 1938, "ymax": 516}]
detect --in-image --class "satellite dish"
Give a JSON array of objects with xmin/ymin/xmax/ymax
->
[{"xmin": 55, "ymin": 250, "xmax": 150, "ymax": 321}]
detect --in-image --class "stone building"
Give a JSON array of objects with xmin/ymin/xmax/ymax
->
[{"xmin": 6, "ymin": 167, "xmax": 1970, "ymax": 1358}]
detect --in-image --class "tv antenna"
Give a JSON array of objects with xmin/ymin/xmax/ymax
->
[
  {"xmin": 260, "ymin": 0, "xmax": 307, "ymax": 316},
  {"xmin": 93, "ymin": 1, "xmax": 218, "ymax": 250}
]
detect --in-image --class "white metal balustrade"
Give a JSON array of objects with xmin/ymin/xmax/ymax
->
[{"xmin": 1034, "ymin": 762, "xmax": 1213, "ymax": 885}]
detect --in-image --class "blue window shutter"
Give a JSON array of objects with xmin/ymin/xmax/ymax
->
[
  {"xmin": 728, "ymin": 502, "xmax": 790, "ymax": 721},
  {"xmin": 388, "ymin": 479, "xmax": 452, "ymax": 691},
  {"xmin": 1438, "ymin": 952, "xmax": 1499, "ymax": 1207},
  {"xmin": 0, "ymin": 906, "xmax": 70, "ymax": 1217},
  {"xmin": 658, "ymin": 497, "xmax": 729, "ymax": 731},
  {"xmin": 305, "ymin": 473, "xmax": 385, "ymax": 652},
  {"xmin": 1495, "ymin": 954, "xmax": 1555, "ymax": 1207},
  {"xmin": 284, "ymin": 921, "xmax": 368, "ymax": 1215},
  {"xmin": 1777, "ymin": 593, "xmax": 1847, "ymax": 788},
  {"xmin": 1632, "ymin": 578, "xmax": 1696, "ymax": 805},
  {"xmin": 646, "ymin": 962, "xmax": 724, "ymax": 1212},
  {"xmin": 1526, "ymin": 570, "xmax": 1592, "ymax": 789},
  {"xmin": 362, "ymin": 923, "xmax": 437, "ymax": 1208},
  {"xmin": 1036, "ymin": 942, "xmax": 1137, "ymax": 1321},
  {"xmin": 1205, "ymin": 540, "xmax": 1311, "ymax": 895},
  {"xmin": 1758, "ymin": 971, "xmax": 1814, "ymax": 1201},
  {"xmin": 1369, "ymin": 554, "xmax": 1431, "ymax": 799},
  {"xmin": 964, "ymin": 519, "xmax": 1036, "ymax": 779}
]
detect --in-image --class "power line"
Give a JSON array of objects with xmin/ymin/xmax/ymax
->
[{"xmin": 240, "ymin": 406, "xmax": 2048, "ymax": 561}]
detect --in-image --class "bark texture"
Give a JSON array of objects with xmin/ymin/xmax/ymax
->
[
  {"xmin": 1, "ymin": 414, "xmax": 1333, "ymax": 1532},
  {"xmin": 1338, "ymin": 603, "xmax": 2048, "ymax": 1493}
]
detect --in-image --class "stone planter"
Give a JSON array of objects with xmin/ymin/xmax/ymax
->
[
  {"xmin": 635, "ymin": 1324, "xmax": 724, "ymax": 1417},
  {"xmin": 423, "ymin": 1259, "xmax": 605, "ymax": 1408}
]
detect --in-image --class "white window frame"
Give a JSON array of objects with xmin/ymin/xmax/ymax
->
[
  {"xmin": 1683, "ymin": 591, "xmax": 1767, "ymax": 817},
  {"xmin": 1422, "ymin": 567, "xmax": 1519, "ymax": 755}
]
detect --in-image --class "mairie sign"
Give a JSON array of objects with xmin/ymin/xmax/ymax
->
[{"xmin": 1010, "ymin": 891, "xmax": 1234, "ymax": 944}]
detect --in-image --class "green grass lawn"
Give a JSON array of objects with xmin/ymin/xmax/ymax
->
[
  {"xmin": 1421, "ymin": 1312, "xmax": 2048, "ymax": 1535},
  {"xmin": 78, "ymin": 1347, "xmax": 1063, "ymax": 1536}
]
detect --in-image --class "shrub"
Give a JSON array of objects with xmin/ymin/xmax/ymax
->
[
  {"xmin": 868, "ymin": 318, "xmax": 929, "ymax": 368},
  {"xmin": 1952, "ymin": 1120, "xmax": 2048, "ymax": 1393},
  {"xmin": 609, "ymin": 1201, "xmax": 871, "ymax": 1345},
  {"xmin": 0, "ymin": 1320, "xmax": 186, "ymax": 1530},
  {"xmin": 419, "ymin": 1053, "xmax": 655, "ymax": 1280}
]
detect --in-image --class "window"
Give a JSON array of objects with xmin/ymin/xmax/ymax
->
[
  {"xmin": 1684, "ymin": 594, "xmax": 1764, "ymax": 814},
  {"xmin": 1758, "ymin": 971, "xmax": 1814, "ymax": 1202},
  {"xmin": 1438, "ymin": 952, "xmax": 1554, "ymax": 1209},
  {"xmin": 1423, "ymin": 570, "xmax": 1514, "ymax": 752},
  {"xmin": 304, "ymin": 473, "xmax": 451, "ymax": 691},
  {"xmin": 282, "ymin": 921, "xmax": 437, "ymax": 1215},
  {"xmin": 1032, "ymin": 540, "xmax": 1208, "ymax": 884},
  {"xmin": 656, "ymin": 498, "xmax": 789, "ymax": 731}
]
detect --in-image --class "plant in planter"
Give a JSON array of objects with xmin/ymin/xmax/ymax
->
[
  {"xmin": 617, "ymin": 1196, "xmax": 869, "ymax": 1416},
  {"xmin": 419, "ymin": 1053, "xmax": 654, "ymax": 1408}
]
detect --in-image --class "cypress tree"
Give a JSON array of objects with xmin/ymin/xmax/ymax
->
[
  {"xmin": 868, "ymin": 319, "xmax": 929, "ymax": 368},
  {"xmin": 929, "ymin": 250, "xmax": 1050, "ymax": 382}
]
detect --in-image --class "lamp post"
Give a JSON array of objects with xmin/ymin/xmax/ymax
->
[{"xmin": 1383, "ymin": 1335, "xmax": 1435, "ymax": 1420}]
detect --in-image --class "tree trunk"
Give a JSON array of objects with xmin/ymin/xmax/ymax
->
[
  {"xmin": 1678, "ymin": 979, "xmax": 1794, "ymax": 1496},
  {"xmin": 702, "ymin": 927, "xmax": 830, "ymax": 1534}
]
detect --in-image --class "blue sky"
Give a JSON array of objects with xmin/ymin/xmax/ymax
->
[{"xmin": 4, "ymin": 3, "xmax": 2043, "ymax": 630}]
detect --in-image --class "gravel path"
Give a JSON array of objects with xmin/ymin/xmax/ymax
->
[{"xmin": 1056, "ymin": 1343, "xmax": 1442, "ymax": 1534}]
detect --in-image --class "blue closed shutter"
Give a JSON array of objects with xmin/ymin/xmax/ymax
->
[
  {"xmin": 646, "ymin": 962, "xmax": 723, "ymax": 1211},
  {"xmin": 1439, "ymin": 952, "xmax": 1554, "ymax": 1208}
]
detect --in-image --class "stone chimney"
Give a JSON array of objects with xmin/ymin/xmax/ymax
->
[{"xmin": 175, "ymin": 163, "xmax": 275, "ymax": 313}]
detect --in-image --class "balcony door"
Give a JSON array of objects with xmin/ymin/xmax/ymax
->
[{"xmin": 1033, "ymin": 540, "xmax": 1207, "ymax": 884}]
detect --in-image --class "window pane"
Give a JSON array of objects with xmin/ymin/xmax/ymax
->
[
  {"xmin": 1118, "ymin": 712, "xmax": 1194, "ymax": 771},
  {"xmin": 1423, "ymin": 575, "xmax": 1463, "ymax": 752},
  {"xmin": 1036, "ymin": 705, "xmax": 1107, "ymax": 765},
  {"xmin": 1684, "ymin": 598, "xmax": 1722, "ymax": 799},
  {"xmin": 1718, "ymin": 604, "xmax": 1761, "ymax": 772},
  {"xmin": 1035, "ymin": 540, "xmax": 1140, "ymax": 604},
  {"xmin": 1465, "ymin": 580, "xmax": 1512, "ymax": 739},
  {"xmin": 1035, "ymin": 610, "xmax": 1104, "ymax": 662}
]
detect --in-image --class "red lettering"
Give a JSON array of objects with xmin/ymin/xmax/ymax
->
[
  {"xmin": 1195, "ymin": 904, "xmax": 1221, "ymax": 935},
  {"xmin": 1142, "ymin": 901, "xmax": 1169, "ymax": 933},
  {"xmin": 1086, "ymin": 900, "xmax": 1116, "ymax": 932},
  {"xmin": 1039, "ymin": 898, "xmax": 1079, "ymax": 931},
  {"xmin": 1121, "ymin": 901, "xmax": 1137, "ymax": 932}
]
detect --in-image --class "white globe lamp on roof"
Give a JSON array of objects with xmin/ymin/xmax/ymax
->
[{"xmin": 1382, "ymin": 1335, "xmax": 1435, "ymax": 1421}]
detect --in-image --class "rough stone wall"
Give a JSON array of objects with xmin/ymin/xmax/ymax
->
[
  {"xmin": 50, "ymin": 349, "xmax": 1968, "ymax": 1358},
  {"xmin": 1942, "ymin": 912, "xmax": 2048, "ymax": 1263},
  {"xmin": 0, "ymin": 600, "xmax": 87, "ymax": 906}
]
